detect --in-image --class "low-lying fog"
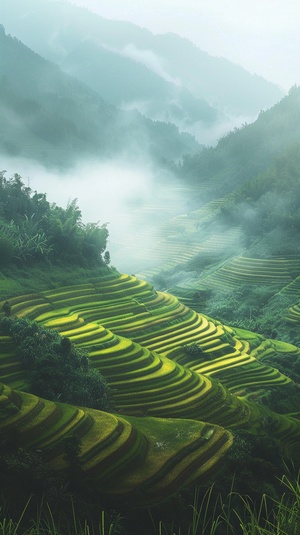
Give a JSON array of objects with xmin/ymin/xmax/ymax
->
[{"xmin": 2, "ymin": 155, "xmax": 191, "ymax": 274}]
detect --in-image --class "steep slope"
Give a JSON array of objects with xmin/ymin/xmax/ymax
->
[
  {"xmin": 119, "ymin": 89, "xmax": 300, "ymax": 346},
  {"xmin": 149, "ymin": 32, "xmax": 283, "ymax": 115},
  {"xmin": 60, "ymin": 37, "xmax": 217, "ymax": 129},
  {"xmin": 0, "ymin": 0, "xmax": 283, "ymax": 141},
  {"xmin": 95, "ymin": 87, "xmax": 300, "ymax": 277},
  {"xmin": 0, "ymin": 381, "xmax": 232, "ymax": 505},
  {"xmin": 0, "ymin": 27, "xmax": 199, "ymax": 168},
  {"xmin": 1, "ymin": 274, "xmax": 299, "ymax": 466},
  {"xmin": 178, "ymin": 87, "xmax": 300, "ymax": 195}
]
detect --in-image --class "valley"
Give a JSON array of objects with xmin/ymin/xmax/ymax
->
[{"xmin": 0, "ymin": 1, "xmax": 300, "ymax": 533}]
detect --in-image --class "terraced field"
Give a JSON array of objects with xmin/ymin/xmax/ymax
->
[
  {"xmin": 0, "ymin": 382, "xmax": 232, "ymax": 505},
  {"xmin": 135, "ymin": 199, "xmax": 242, "ymax": 280},
  {"xmin": 286, "ymin": 303, "xmax": 300, "ymax": 324},
  {"xmin": 198, "ymin": 256, "xmax": 300, "ymax": 291},
  {"xmin": 112, "ymin": 185, "xmax": 211, "ymax": 273},
  {"xmin": 1, "ymin": 273, "xmax": 300, "ymax": 503}
]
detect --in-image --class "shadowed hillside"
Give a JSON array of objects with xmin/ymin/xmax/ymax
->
[
  {"xmin": 0, "ymin": 273, "xmax": 299, "ymax": 507},
  {"xmin": 0, "ymin": 27, "xmax": 199, "ymax": 168},
  {"xmin": 0, "ymin": 172, "xmax": 299, "ymax": 531},
  {"xmin": 0, "ymin": 0, "xmax": 283, "ymax": 143},
  {"xmin": 129, "ymin": 89, "xmax": 300, "ymax": 348}
]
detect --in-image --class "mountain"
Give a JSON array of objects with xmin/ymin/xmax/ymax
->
[
  {"xmin": 60, "ymin": 37, "xmax": 218, "ymax": 128},
  {"xmin": 178, "ymin": 86, "xmax": 300, "ymax": 196},
  {"xmin": 108, "ymin": 87, "xmax": 300, "ymax": 346},
  {"xmin": 0, "ymin": 0, "xmax": 284, "ymax": 144},
  {"xmin": 1, "ymin": 270, "xmax": 300, "ymax": 516},
  {"xmin": 146, "ymin": 31, "xmax": 283, "ymax": 115},
  {"xmin": 0, "ymin": 27, "xmax": 199, "ymax": 168},
  {"xmin": 114, "ymin": 87, "xmax": 300, "ymax": 270}
]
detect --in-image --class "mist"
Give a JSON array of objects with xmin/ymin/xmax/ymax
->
[
  {"xmin": 0, "ymin": 0, "xmax": 294, "ymax": 278},
  {"xmin": 2, "ymin": 154, "xmax": 191, "ymax": 273},
  {"xmin": 70, "ymin": 0, "xmax": 300, "ymax": 92},
  {"xmin": 120, "ymin": 43, "xmax": 182, "ymax": 87}
]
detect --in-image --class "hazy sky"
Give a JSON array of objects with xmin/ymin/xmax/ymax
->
[{"xmin": 69, "ymin": 0, "xmax": 300, "ymax": 92}]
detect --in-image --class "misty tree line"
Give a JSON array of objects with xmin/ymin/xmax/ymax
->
[
  {"xmin": 0, "ymin": 171, "xmax": 110, "ymax": 267},
  {"xmin": 212, "ymin": 144, "xmax": 300, "ymax": 256}
]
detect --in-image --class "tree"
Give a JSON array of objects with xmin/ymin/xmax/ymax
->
[
  {"xmin": 0, "ymin": 317, "xmax": 112, "ymax": 411},
  {"xmin": 0, "ymin": 172, "xmax": 110, "ymax": 267}
]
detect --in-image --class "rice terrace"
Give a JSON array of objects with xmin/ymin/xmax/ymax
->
[
  {"xmin": 1, "ymin": 269, "xmax": 300, "ymax": 533},
  {"xmin": 1, "ymin": 1, "xmax": 300, "ymax": 533}
]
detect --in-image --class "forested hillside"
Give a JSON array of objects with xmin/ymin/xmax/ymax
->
[
  {"xmin": 1, "ymin": 269, "xmax": 299, "ymax": 533},
  {"xmin": 218, "ymin": 143, "xmax": 300, "ymax": 256},
  {"xmin": 0, "ymin": 3, "xmax": 300, "ymax": 533},
  {"xmin": 0, "ymin": 172, "xmax": 109, "ymax": 267},
  {"xmin": 178, "ymin": 86, "xmax": 300, "ymax": 198},
  {"xmin": 0, "ymin": 0, "xmax": 283, "ymax": 142},
  {"xmin": 0, "ymin": 168, "xmax": 299, "ymax": 532},
  {"xmin": 0, "ymin": 27, "xmax": 199, "ymax": 167},
  {"xmin": 131, "ymin": 88, "xmax": 300, "ymax": 350}
]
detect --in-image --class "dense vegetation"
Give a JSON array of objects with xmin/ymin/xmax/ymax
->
[
  {"xmin": 0, "ymin": 5, "xmax": 300, "ymax": 531},
  {"xmin": 0, "ymin": 172, "xmax": 109, "ymax": 267},
  {"xmin": 0, "ymin": 166, "xmax": 299, "ymax": 533},
  {"xmin": 178, "ymin": 140, "xmax": 300, "ymax": 342},
  {"xmin": 0, "ymin": 316, "xmax": 111, "ymax": 409},
  {"xmin": 0, "ymin": 471, "xmax": 299, "ymax": 534},
  {"xmin": 141, "ymin": 87, "xmax": 300, "ymax": 353},
  {"xmin": 1, "ymin": 271, "xmax": 299, "ymax": 533},
  {"xmin": 178, "ymin": 86, "xmax": 300, "ymax": 199},
  {"xmin": 217, "ymin": 143, "xmax": 300, "ymax": 254}
]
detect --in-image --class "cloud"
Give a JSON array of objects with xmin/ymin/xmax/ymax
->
[
  {"xmin": 120, "ymin": 43, "xmax": 182, "ymax": 86},
  {"xmin": 186, "ymin": 112, "xmax": 258, "ymax": 146},
  {"xmin": 99, "ymin": 41, "xmax": 181, "ymax": 86},
  {"xmin": 70, "ymin": 0, "xmax": 300, "ymax": 90},
  {"xmin": 48, "ymin": 27, "xmax": 69, "ymax": 58},
  {"xmin": 1, "ymin": 153, "xmax": 186, "ymax": 273}
]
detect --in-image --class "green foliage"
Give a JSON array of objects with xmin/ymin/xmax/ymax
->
[
  {"xmin": 1, "ymin": 301, "xmax": 11, "ymax": 317},
  {"xmin": 0, "ymin": 172, "xmax": 109, "ymax": 267},
  {"xmin": 0, "ymin": 431, "xmax": 122, "ymax": 533},
  {"xmin": 220, "ymin": 476, "xmax": 300, "ymax": 535},
  {"xmin": 201, "ymin": 284, "xmax": 276, "ymax": 332},
  {"xmin": 257, "ymin": 384, "xmax": 300, "ymax": 414},
  {"xmin": 0, "ymin": 317, "xmax": 111, "ymax": 410},
  {"xmin": 183, "ymin": 342, "xmax": 206, "ymax": 359},
  {"xmin": 0, "ymin": 429, "xmax": 58, "ymax": 524},
  {"xmin": 0, "ymin": 474, "xmax": 299, "ymax": 535},
  {"xmin": 0, "ymin": 236, "xmax": 14, "ymax": 265},
  {"xmin": 179, "ymin": 87, "xmax": 300, "ymax": 192},
  {"xmin": 217, "ymin": 144, "xmax": 300, "ymax": 253},
  {"xmin": 0, "ymin": 264, "xmax": 116, "ymax": 301},
  {"xmin": 224, "ymin": 430, "xmax": 285, "ymax": 500},
  {"xmin": 104, "ymin": 251, "xmax": 111, "ymax": 265}
]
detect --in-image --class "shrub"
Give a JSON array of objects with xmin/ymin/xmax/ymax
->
[
  {"xmin": 0, "ymin": 317, "xmax": 112, "ymax": 411},
  {"xmin": 183, "ymin": 342, "xmax": 207, "ymax": 359},
  {"xmin": 0, "ymin": 236, "xmax": 14, "ymax": 265}
]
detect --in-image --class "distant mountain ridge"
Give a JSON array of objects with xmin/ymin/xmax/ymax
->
[
  {"xmin": 179, "ymin": 86, "xmax": 300, "ymax": 196},
  {"xmin": 127, "ymin": 86, "xmax": 300, "ymax": 347},
  {"xmin": 0, "ymin": 0, "xmax": 284, "ymax": 144},
  {"xmin": 0, "ymin": 27, "xmax": 199, "ymax": 168}
]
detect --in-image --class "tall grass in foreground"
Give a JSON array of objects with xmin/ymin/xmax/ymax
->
[
  {"xmin": 0, "ymin": 498, "xmax": 122, "ymax": 535},
  {"xmin": 157, "ymin": 472, "xmax": 300, "ymax": 535},
  {"xmin": 0, "ymin": 472, "xmax": 299, "ymax": 535}
]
